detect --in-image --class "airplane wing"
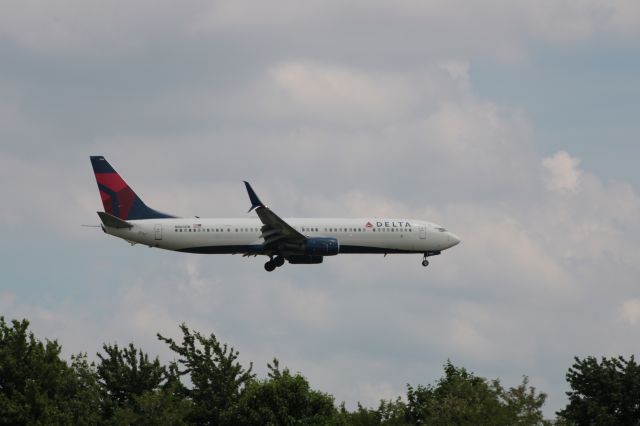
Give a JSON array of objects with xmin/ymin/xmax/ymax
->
[{"xmin": 243, "ymin": 181, "xmax": 306, "ymax": 247}]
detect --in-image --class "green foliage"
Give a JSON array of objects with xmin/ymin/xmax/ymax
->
[
  {"xmin": 157, "ymin": 323, "xmax": 254, "ymax": 425},
  {"xmin": 66, "ymin": 353, "xmax": 102, "ymax": 425},
  {"xmin": 0, "ymin": 317, "xmax": 80, "ymax": 424},
  {"xmin": 500, "ymin": 376, "xmax": 549, "ymax": 425},
  {"xmin": 338, "ymin": 400, "xmax": 410, "ymax": 426},
  {"xmin": 557, "ymin": 355, "xmax": 640, "ymax": 425},
  {"xmin": 230, "ymin": 358, "xmax": 338, "ymax": 425},
  {"xmin": 0, "ymin": 316, "xmax": 561, "ymax": 425},
  {"xmin": 405, "ymin": 361, "xmax": 548, "ymax": 426},
  {"xmin": 96, "ymin": 342, "xmax": 179, "ymax": 420},
  {"xmin": 112, "ymin": 384, "xmax": 193, "ymax": 426}
]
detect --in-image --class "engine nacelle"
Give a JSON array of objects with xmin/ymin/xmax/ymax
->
[
  {"xmin": 287, "ymin": 255, "xmax": 324, "ymax": 264},
  {"xmin": 304, "ymin": 237, "xmax": 339, "ymax": 256}
]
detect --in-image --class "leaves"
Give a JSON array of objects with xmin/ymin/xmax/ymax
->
[
  {"xmin": 157, "ymin": 323, "xmax": 254, "ymax": 425},
  {"xmin": 558, "ymin": 356, "xmax": 640, "ymax": 425},
  {"xmin": 405, "ymin": 361, "xmax": 549, "ymax": 426},
  {"xmin": 9, "ymin": 315, "xmax": 639, "ymax": 425},
  {"xmin": 230, "ymin": 358, "xmax": 338, "ymax": 425},
  {"xmin": 96, "ymin": 341, "xmax": 178, "ymax": 420},
  {"xmin": 0, "ymin": 317, "xmax": 79, "ymax": 423}
]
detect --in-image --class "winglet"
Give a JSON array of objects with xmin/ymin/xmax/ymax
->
[{"xmin": 243, "ymin": 181, "xmax": 264, "ymax": 212}]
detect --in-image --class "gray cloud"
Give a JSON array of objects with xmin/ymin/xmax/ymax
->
[{"xmin": 2, "ymin": 1, "xmax": 640, "ymax": 418}]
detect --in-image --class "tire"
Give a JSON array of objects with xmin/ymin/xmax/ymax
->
[{"xmin": 264, "ymin": 261, "xmax": 276, "ymax": 272}]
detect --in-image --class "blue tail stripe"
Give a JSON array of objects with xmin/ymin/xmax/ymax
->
[{"xmin": 90, "ymin": 156, "xmax": 116, "ymax": 173}]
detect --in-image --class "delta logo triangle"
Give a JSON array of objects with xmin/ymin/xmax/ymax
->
[{"xmin": 365, "ymin": 222, "xmax": 373, "ymax": 228}]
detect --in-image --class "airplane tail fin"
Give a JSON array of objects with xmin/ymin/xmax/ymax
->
[{"xmin": 90, "ymin": 156, "xmax": 175, "ymax": 220}]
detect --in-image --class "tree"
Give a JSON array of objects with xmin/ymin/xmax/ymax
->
[
  {"xmin": 112, "ymin": 384, "xmax": 193, "ymax": 426},
  {"xmin": 157, "ymin": 323, "xmax": 254, "ymax": 425},
  {"xmin": 557, "ymin": 355, "xmax": 640, "ymax": 425},
  {"xmin": 96, "ymin": 342, "xmax": 180, "ymax": 420},
  {"xmin": 230, "ymin": 358, "xmax": 338, "ymax": 425},
  {"xmin": 405, "ymin": 361, "xmax": 548, "ymax": 426},
  {"xmin": 338, "ymin": 399, "xmax": 409, "ymax": 426},
  {"xmin": 66, "ymin": 353, "xmax": 102, "ymax": 425},
  {"xmin": 0, "ymin": 317, "xmax": 78, "ymax": 423},
  {"xmin": 500, "ymin": 376, "xmax": 548, "ymax": 425}
]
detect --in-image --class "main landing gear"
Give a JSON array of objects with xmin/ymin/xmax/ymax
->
[{"xmin": 264, "ymin": 256, "xmax": 285, "ymax": 272}]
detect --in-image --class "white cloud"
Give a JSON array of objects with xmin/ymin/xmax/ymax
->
[
  {"xmin": 543, "ymin": 151, "xmax": 583, "ymax": 194},
  {"xmin": 268, "ymin": 62, "xmax": 418, "ymax": 122},
  {"xmin": 621, "ymin": 299, "xmax": 640, "ymax": 325}
]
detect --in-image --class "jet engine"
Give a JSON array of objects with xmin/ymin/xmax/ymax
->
[
  {"xmin": 287, "ymin": 255, "xmax": 324, "ymax": 264},
  {"xmin": 304, "ymin": 237, "xmax": 339, "ymax": 256}
]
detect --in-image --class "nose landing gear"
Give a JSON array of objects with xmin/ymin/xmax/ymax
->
[
  {"xmin": 264, "ymin": 255, "xmax": 285, "ymax": 272},
  {"xmin": 421, "ymin": 251, "xmax": 441, "ymax": 267}
]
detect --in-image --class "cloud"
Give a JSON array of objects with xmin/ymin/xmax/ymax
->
[
  {"xmin": 267, "ymin": 62, "xmax": 418, "ymax": 122},
  {"xmin": 2, "ymin": 0, "xmax": 640, "ymax": 418},
  {"xmin": 543, "ymin": 151, "xmax": 583, "ymax": 194},
  {"xmin": 1, "ymin": 0, "xmax": 638, "ymax": 60},
  {"xmin": 621, "ymin": 299, "xmax": 640, "ymax": 325}
]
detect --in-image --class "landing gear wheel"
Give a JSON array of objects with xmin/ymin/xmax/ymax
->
[
  {"xmin": 274, "ymin": 256, "xmax": 285, "ymax": 267},
  {"xmin": 422, "ymin": 259, "xmax": 430, "ymax": 267},
  {"xmin": 264, "ymin": 261, "xmax": 276, "ymax": 272}
]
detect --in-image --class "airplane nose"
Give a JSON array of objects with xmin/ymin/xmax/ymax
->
[{"xmin": 448, "ymin": 232, "xmax": 461, "ymax": 247}]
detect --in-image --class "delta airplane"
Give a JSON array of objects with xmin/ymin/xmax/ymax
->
[{"xmin": 90, "ymin": 156, "xmax": 460, "ymax": 271}]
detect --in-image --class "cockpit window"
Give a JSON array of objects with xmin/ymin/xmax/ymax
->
[{"xmin": 435, "ymin": 227, "xmax": 447, "ymax": 232}]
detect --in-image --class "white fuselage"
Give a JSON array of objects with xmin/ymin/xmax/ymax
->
[{"xmin": 104, "ymin": 217, "xmax": 460, "ymax": 255}]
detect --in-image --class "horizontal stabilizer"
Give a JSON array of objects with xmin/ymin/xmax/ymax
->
[{"xmin": 97, "ymin": 211, "xmax": 133, "ymax": 229}]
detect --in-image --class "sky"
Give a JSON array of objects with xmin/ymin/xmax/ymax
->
[{"xmin": 1, "ymin": 0, "xmax": 640, "ymax": 417}]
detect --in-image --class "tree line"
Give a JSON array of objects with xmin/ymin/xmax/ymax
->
[{"xmin": 1, "ymin": 317, "xmax": 639, "ymax": 425}]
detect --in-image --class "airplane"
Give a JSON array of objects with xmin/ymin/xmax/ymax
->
[{"xmin": 90, "ymin": 156, "xmax": 460, "ymax": 271}]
